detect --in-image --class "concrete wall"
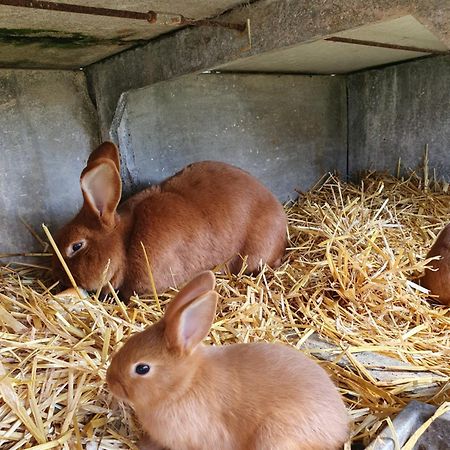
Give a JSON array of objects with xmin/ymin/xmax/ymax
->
[
  {"xmin": 3, "ymin": 55, "xmax": 449, "ymax": 254},
  {"xmin": 113, "ymin": 73, "xmax": 347, "ymax": 201},
  {"xmin": 86, "ymin": 0, "xmax": 450, "ymax": 138},
  {"xmin": 348, "ymin": 55, "xmax": 450, "ymax": 178},
  {"xmin": 0, "ymin": 70, "xmax": 99, "ymax": 255}
]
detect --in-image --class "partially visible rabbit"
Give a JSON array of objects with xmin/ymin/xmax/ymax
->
[
  {"xmin": 421, "ymin": 223, "xmax": 450, "ymax": 305},
  {"xmin": 106, "ymin": 271, "xmax": 349, "ymax": 450},
  {"xmin": 52, "ymin": 142, "xmax": 287, "ymax": 299}
]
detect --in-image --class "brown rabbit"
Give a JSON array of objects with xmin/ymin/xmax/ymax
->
[
  {"xmin": 420, "ymin": 223, "xmax": 450, "ymax": 305},
  {"xmin": 52, "ymin": 142, "xmax": 287, "ymax": 299},
  {"xmin": 106, "ymin": 271, "xmax": 349, "ymax": 450}
]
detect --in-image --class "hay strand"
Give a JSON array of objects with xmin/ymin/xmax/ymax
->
[
  {"xmin": 41, "ymin": 224, "xmax": 83, "ymax": 300},
  {"xmin": 0, "ymin": 171, "xmax": 449, "ymax": 449}
]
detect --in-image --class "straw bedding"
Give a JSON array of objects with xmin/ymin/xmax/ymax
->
[{"xmin": 0, "ymin": 171, "xmax": 449, "ymax": 449}]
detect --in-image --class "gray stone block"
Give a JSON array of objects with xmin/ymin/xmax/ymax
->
[
  {"xmin": 112, "ymin": 73, "xmax": 347, "ymax": 201},
  {"xmin": 367, "ymin": 400, "xmax": 450, "ymax": 450}
]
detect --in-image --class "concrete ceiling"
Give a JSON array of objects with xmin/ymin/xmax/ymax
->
[
  {"xmin": 216, "ymin": 15, "xmax": 449, "ymax": 74},
  {"xmin": 1, "ymin": 2, "xmax": 448, "ymax": 74},
  {"xmin": 0, "ymin": 0, "xmax": 246, "ymax": 69}
]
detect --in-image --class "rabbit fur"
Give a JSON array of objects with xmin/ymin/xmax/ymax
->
[
  {"xmin": 53, "ymin": 142, "xmax": 287, "ymax": 299},
  {"xmin": 106, "ymin": 271, "xmax": 349, "ymax": 450}
]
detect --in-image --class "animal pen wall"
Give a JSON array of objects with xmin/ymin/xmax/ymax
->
[
  {"xmin": 0, "ymin": 0, "xmax": 449, "ymax": 449},
  {"xmin": 3, "ymin": 57, "xmax": 450, "ymax": 252}
]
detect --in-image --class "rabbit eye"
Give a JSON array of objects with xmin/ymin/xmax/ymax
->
[
  {"xmin": 68, "ymin": 240, "xmax": 85, "ymax": 257},
  {"xmin": 135, "ymin": 364, "xmax": 150, "ymax": 375},
  {"xmin": 72, "ymin": 242, "xmax": 83, "ymax": 252}
]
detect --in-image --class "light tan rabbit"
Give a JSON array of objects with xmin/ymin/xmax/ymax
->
[
  {"xmin": 421, "ymin": 223, "xmax": 450, "ymax": 305},
  {"xmin": 53, "ymin": 142, "xmax": 287, "ymax": 299},
  {"xmin": 106, "ymin": 271, "xmax": 349, "ymax": 450}
]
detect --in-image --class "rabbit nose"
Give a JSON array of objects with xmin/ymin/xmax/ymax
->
[
  {"xmin": 53, "ymin": 266, "xmax": 69, "ymax": 287},
  {"xmin": 59, "ymin": 278, "xmax": 70, "ymax": 289},
  {"xmin": 108, "ymin": 379, "xmax": 128, "ymax": 400},
  {"xmin": 52, "ymin": 257, "xmax": 64, "ymax": 276},
  {"xmin": 111, "ymin": 383, "xmax": 128, "ymax": 400}
]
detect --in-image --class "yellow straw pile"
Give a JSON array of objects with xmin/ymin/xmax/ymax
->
[{"xmin": 0, "ymin": 171, "xmax": 449, "ymax": 449}]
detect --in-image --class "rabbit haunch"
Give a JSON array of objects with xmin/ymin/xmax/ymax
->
[
  {"xmin": 52, "ymin": 142, "xmax": 287, "ymax": 298},
  {"xmin": 421, "ymin": 223, "xmax": 450, "ymax": 305},
  {"xmin": 106, "ymin": 271, "xmax": 350, "ymax": 450}
]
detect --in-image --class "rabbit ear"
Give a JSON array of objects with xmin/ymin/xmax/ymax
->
[
  {"xmin": 165, "ymin": 271, "xmax": 216, "ymax": 322},
  {"xmin": 87, "ymin": 141, "xmax": 120, "ymax": 172},
  {"xmin": 80, "ymin": 159, "xmax": 121, "ymax": 226},
  {"xmin": 165, "ymin": 291, "xmax": 218, "ymax": 355}
]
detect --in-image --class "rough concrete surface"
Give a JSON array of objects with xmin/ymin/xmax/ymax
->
[
  {"xmin": 215, "ymin": 15, "xmax": 447, "ymax": 74},
  {"xmin": 0, "ymin": 70, "xmax": 99, "ymax": 255},
  {"xmin": 112, "ymin": 73, "xmax": 347, "ymax": 201},
  {"xmin": 86, "ymin": 0, "xmax": 450, "ymax": 137},
  {"xmin": 347, "ymin": 55, "xmax": 450, "ymax": 179},
  {"xmin": 367, "ymin": 401, "xmax": 450, "ymax": 450},
  {"xmin": 302, "ymin": 334, "xmax": 446, "ymax": 396},
  {"xmin": 0, "ymin": 0, "xmax": 246, "ymax": 69}
]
